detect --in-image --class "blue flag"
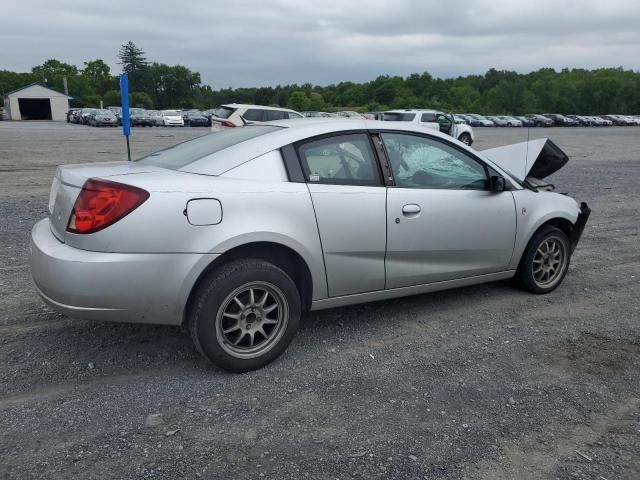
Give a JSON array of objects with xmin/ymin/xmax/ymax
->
[{"xmin": 120, "ymin": 73, "xmax": 131, "ymax": 136}]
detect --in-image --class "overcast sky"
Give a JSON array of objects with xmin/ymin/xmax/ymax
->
[{"xmin": 4, "ymin": 0, "xmax": 640, "ymax": 88}]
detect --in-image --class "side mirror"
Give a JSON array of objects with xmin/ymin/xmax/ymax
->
[{"xmin": 490, "ymin": 175, "xmax": 506, "ymax": 192}]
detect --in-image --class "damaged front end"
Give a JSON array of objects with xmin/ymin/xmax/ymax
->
[{"xmin": 481, "ymin": 138, "xmax": 568, "ymax": 192}]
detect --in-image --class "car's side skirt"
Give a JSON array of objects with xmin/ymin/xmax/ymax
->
[{"xmin": 310, "ymin": 270, "xmax": 516, "ymax": 311}]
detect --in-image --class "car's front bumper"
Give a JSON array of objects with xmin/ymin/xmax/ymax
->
[
  {"xmin": 30, "ymin": 219, "xmax": 217, "ymax": 325},
  {"xmin": 570, "ymin": 202, "xmax": 591, "ymax": 253}
]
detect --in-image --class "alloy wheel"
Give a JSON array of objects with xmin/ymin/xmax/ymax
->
[
  {"xmin": 216, "ymin": 282, "xmax": 289, "ymax": 359},
  {"xmin": 532, "ymin": 236, "xmax": 567, "ymax": 288}
]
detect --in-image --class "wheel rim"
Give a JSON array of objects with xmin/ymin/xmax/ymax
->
[
  {"xmin": 216, "ymin": 282, "xmax": 289, "ymax": 359},
  {"xmin": 531, "ymin": 236, "xmax": 567, "ymax": 288}
]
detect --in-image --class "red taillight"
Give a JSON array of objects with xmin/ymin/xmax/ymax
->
[
  {"xmin": 67, "ymin": 178, "xmax": 149, "ymax": 234},
  {"xmin": 222, "ymin": 120, "xmax": 236, "ymax": 127}
]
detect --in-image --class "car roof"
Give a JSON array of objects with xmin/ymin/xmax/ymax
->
[
  {"xmin": 222, "ymin": 104, "xmax": 298, "ymax": 113},
  {"xmin": 183, "ymin": 119, "xmax": 478, "ymax": 176},
  {"xmin": 385, "ymin": 109, "xmax": 439, "ymax": 113}
]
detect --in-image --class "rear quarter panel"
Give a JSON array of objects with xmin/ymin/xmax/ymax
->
[{"xmin": 65, "ymin": 170, "xmax": 328, "ymax": 300}]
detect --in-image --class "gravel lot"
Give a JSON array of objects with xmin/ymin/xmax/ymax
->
[{"xmin": 1, "ymin": 122, "xmax": 639, "ymax": 480}]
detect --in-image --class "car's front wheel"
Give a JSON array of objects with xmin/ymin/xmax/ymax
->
[
  {"xmin": 189, "ymin": 259, "xmax": 301, "ymax": 372},
  {"xmin": 516, "ymin": 225, "xmax": 571, "ymax": 294},
  {"xmin": 458, "ymin": 133, "xmax": 472, "ymax": 145}
]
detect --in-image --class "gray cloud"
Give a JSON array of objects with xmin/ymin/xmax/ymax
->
[{"xmin": 3, "ymin": 0, "xmax": 640, "ymax": 87}]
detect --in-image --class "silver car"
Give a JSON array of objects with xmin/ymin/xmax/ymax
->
[{"xmin": 31, "ymin": 119, "xmax": 590, "ymax": 372}]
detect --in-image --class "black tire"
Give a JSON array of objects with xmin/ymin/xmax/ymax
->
[
  {"xmin": 458, "ymin": 133, "xmax": 472, "ymax": 145},
  {"xmin": 516, "ymin": 225, "xmax": 571, "ymax": 294},
  {"xmin": 189, "ymin": 259, "xmax": 301, "ymax": 372}
]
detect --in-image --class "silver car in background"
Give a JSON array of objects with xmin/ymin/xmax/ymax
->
[{"xmin": 31, "ymin": 119, "xmax": 590, "ymax": 372}]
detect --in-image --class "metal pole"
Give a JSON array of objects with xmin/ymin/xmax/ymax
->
[{"xmin": 126, "ymin": 135, "xmax": 131, "ymax": 162}]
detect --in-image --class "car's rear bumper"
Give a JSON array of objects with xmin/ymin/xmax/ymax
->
[
  {"xmin": 30, "ymin": 219, "xmax": 218, "ymax": 325},
  {"xmin": 570, "ymin": 202, "xmax": 591, "ymax": 253}
]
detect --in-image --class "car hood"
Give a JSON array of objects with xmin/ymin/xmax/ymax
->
[{"xmin": 481, "ymin": 138, "xmax": 568, "ymax": 181}]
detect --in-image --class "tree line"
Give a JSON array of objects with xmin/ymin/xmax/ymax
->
[{"xmin": 1, "ymin": 42, "xmax": 639, "ymax": 115}]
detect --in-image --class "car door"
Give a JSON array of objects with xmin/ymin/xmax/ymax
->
[
  {"xmin": 296, "ymin": 132, "xmax": 387, "ymax": 297},
  {"xmin": 378, "ymin": 132, "xmax": 516, "ymax": 288},
  {"xmin": 418, "ymin": 112, "xmax": 439, "ymax": 132}
]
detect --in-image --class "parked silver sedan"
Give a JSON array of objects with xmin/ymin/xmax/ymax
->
[{"xmin": 31, "ymin": 119, "xmax": 590, "ymax": 372}]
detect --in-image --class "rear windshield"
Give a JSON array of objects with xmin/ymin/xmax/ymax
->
[
  {"xmin": 213, "ymin": 106, "xmax": 236, "ymax": 119},
  {"xmin": 382, "ymin": 112, "xmax": 416, "ymax": 122},
  {"xmin": 136, "ymin": 125, "xmax": 280, "ymax": 170}
]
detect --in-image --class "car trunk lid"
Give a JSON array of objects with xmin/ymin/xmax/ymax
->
[
  {"xmin": 48, "ymin": 162, "xmax": 164, "ymax": 242},
  {"xmin": 481, "ymin": 138, "xmax": 568, "ymax": 182}
]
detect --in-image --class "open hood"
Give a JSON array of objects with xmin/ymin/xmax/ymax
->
[{"xmin": 481, "ymin": 138, "xmax": 568, "ymax": 181}]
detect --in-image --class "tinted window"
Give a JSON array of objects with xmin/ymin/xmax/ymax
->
[
  {"xmin": 243, "ymin": 109, "xmax": 265, "ymax": 121},
  {"xmin": 213, "ymin": 106, "xmax": 235, "ymax": 119},
  {"xmin": 381, "ymin": 133, "xmax": 487, "ymax": 190},
  {"xmin": 136, "ymin": 126, "xmax": 280, "ymax": 170},
  {"xmin": 264, "ymin": 110, "xmax": 289, "ymax": 121},
  {"xmin": 420, "ymin": 113, "xmax": 436, "ymax": 122},
  {"xmin": 298, "ymin": 133, "xmax": 382, "ymax": 186},
  {"xmin": 382, "ymin": 112, "xmax": 416, "ymax": 122},
  {"xmin": 287, "ymin": 111, "xmax": 303, "ymax": 119}
]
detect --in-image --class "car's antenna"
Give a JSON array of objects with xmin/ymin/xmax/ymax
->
[{"xmin": 525, "ymin": 123, "xmax": 531, "ymax": 177}]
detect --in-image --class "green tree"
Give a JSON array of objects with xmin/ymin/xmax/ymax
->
[
  {"xmin": 288, "ymin": 91, "xmax": 310, "ymax": 112},
  {"xmin": 308, "ymin": 92, "xmax": 325, "ymax": 111},
  {"xmin": 117, "ymin": 41, "xmax": 148, "ymax": 91},
  {"xmin": 82, "ymin": 59, "xmax": 113, "ymax": 95}
]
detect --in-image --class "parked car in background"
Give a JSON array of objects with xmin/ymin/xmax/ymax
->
[
  {"xmin": 496, "ymin": 116, "xmax": 523, "ymax": 127},
  {"xmin": 210, "ymin": 104, "xmax": 303, "ymax": 128},
  {"xmin": 542, "ymin": 114, "xmax": 578, "ymax": 127},
  {"xmin": 383, "ymin": 109, "xmax": 475, "ymax": 145},
  {"xmin": 588, "ymin": 116, "xmax": 611, "ymax": 126},
  {"xmin": 566, "ymin": 115, "xmax": 593, "ymax": 126},
  {"xmin": 161, "ymin": 110, "xmax": 185, "ymax": 127},
  {"xmin": 88, "ymin": 109, "xmax": 118, "ymax": 127},
  {"xmin": 147, "ymin": 110, "xmax": 164, "ymax": 126},
  {"xmin": 336, "ymin": 111, "xmax": 365, "ymax": 118},
  {"xmin": 622, "ymin": 115, "xmax": 640, "ymax": 126},
  {"xmin": 465, "ymin": 114, "xmax": 496, "ymax": 127},
  {"xmin": 515, "ymin": 116, "xmax": 535, "ymax": 127},
  {"xmin": 66, "ymin": 108, "xmax": 80, "ymax": 123},
  {"xmin": 525, "ymin": 114, "xmax": 554, "ymax": 127},
  {"xmin": 302, "ymin": 111, "xmax": 333, "ymax": 118},
  {"xmin": 79, "ymin": 108, "xmax": 97, "ymax": 125},
  {"xmin": 184, "ymin": 111, "xmax": 210, "ymax": 127},
  {"xmin": 487, "ymin": 116, "xmax": 509, "ymax": 127},
  {"xmin": 31, "ymin": 119, "xmax": 590, "ymax": 372},
  {"xmin": 129, "ymin": 108, "xmax": 154, "ymax": 127}
]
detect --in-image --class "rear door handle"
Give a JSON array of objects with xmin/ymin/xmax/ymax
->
[{"xmin": 402, "ymin": 204, "xmax": 421, "ymax": 215}]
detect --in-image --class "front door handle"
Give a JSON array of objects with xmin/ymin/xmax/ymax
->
[{"xmin": 402, "ymin": 204, "xmax": 421, "ymax": 215}]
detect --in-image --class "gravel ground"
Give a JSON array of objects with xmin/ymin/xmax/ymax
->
[{"xmin": 1, "ymin": 122, "xmax": 639, "ymax": 480}]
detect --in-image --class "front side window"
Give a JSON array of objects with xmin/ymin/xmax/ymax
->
[
  {"xmin": 420, "ymin": 113, "xmax": 436, "ymax": 122},
  {"xmin": 381, "ymin": 133, "xmax": 488, "ymax": 190},
  {"xmin": 298, "ymin": 133, "xmax": 382, "ymax": 186}
]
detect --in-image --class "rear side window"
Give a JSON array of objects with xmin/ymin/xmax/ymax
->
[
  {"xmin": 213, "ymin": 106, "xmax": 235, "ymax": 119},
  {"xmin": 420, "ymin": 113, "xmax": 436, "ymax": 122},
  {"xmin": 243, "ymin": 109, "xmax": 265, "ymax": 121},
  {"xmin": 297, "ymin": 133, "xmax": 382, "ymax": 186},
  {"xmin": 136, "ymin": 125, "xmax": 280, "ymax": 170},
  {"xmin": 382, "ymin": 112, "xmax": 416, "ymax": 122},
  {"xmin": 264, "ymin": 110, "xmax": 289, "ymax": 121}
]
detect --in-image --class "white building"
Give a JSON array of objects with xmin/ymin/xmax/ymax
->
[{"xmin": 3, "ymin": 83, "xmax": 72, "ymax": 121}]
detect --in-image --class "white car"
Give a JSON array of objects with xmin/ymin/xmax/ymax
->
[
  {"xmin": 383, "ymin": 109, "xmax": 475, "ymax": 145},
  {"xmin": 497, "ymin": 116, "xmax": 523, "ymax": 127},
  {"xmin": 210, "ymin": 104, "xmax": 303, "ymax": 129},
  {"xmin": 162, "ymin": 110, "xmax": 184, "ymax": 127}
]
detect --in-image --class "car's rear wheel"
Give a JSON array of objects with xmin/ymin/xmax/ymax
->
[
  {"xmin": 189, "ymin": 259, "xmax": 301, "ymax": 372},
  {"xmin": 458, "ymin": 133, "xmax": 472, "ymax": 145},
  {"xmin": 516, "ymin": 226, "xmax": 571, "ymax": 294}
]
